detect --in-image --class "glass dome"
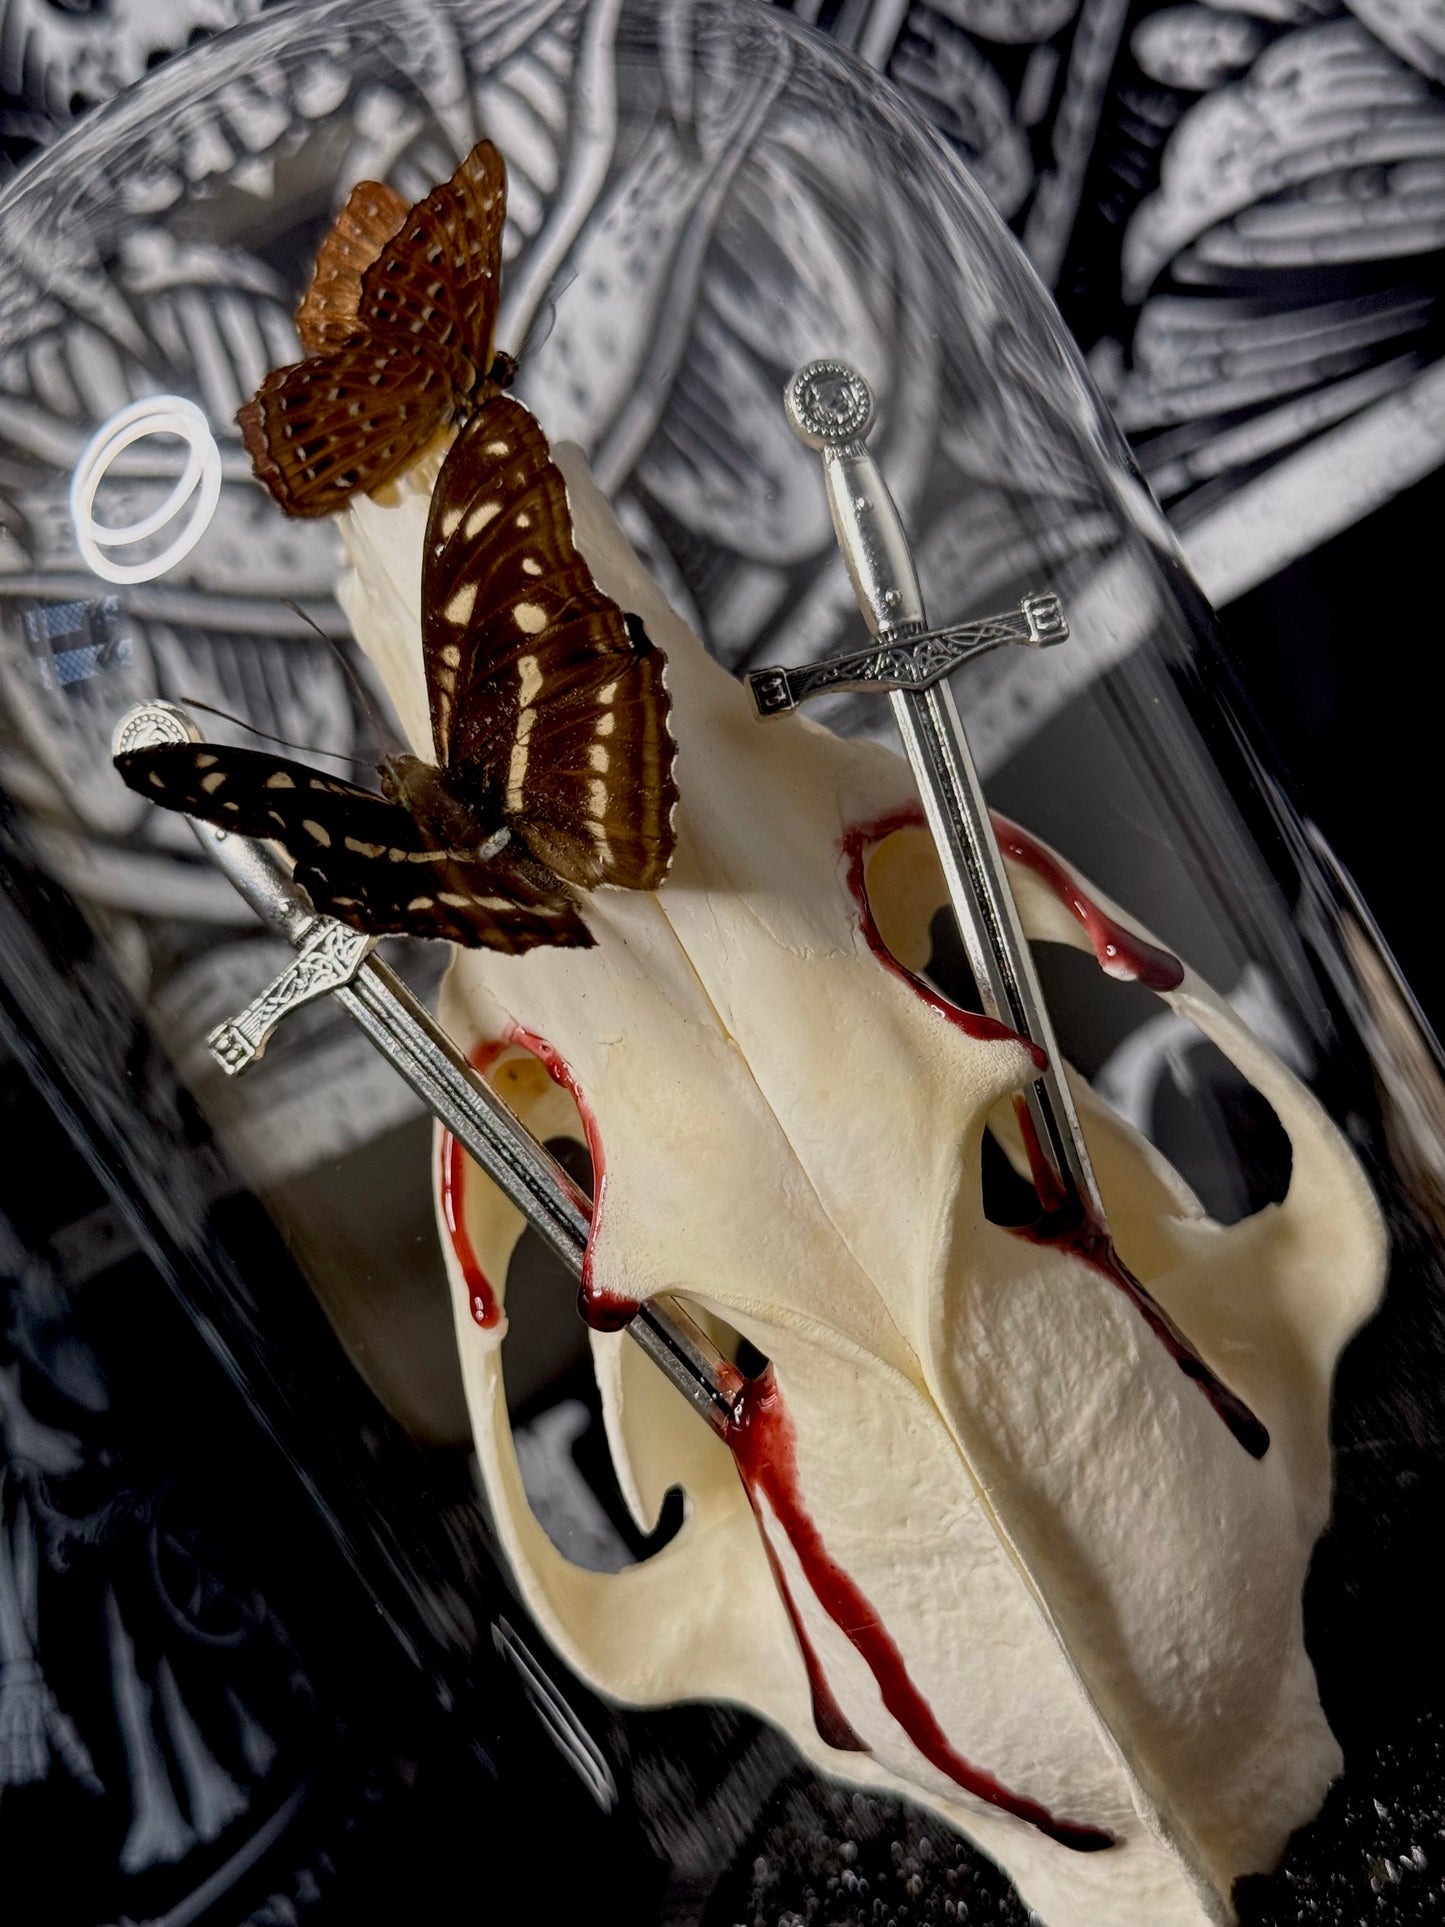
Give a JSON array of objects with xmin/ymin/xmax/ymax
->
[{"xmin": 1, "ymin": 2, "xmax": 1442, "ymax": 1922}]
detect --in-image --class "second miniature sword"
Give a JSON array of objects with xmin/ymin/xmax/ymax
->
[{"xmin": 749, "ymin": 359, "xmax": 1103, "ymax": 1225}]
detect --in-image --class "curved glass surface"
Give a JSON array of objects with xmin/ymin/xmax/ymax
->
[{"xmin": 1, "ymin": 2, "xmax": 1442, "ymax": 1920}]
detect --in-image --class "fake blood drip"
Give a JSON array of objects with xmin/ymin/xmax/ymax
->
[
  {"xmin": 1019, "ymin": 1212, "xmax": 1269, "ymax": 1455},
  {"xmin": 726, "ymin": 1366, "xmax": 1115, "ymax": 1852},
  {"xmin": 1011, "ymin": 1098, "xmax": 1068, "ymax": 1216},
  {"xmin": 439, "ymin": 1039, "xmax": 508, "ymax": 1329},
  {"xmin": 981, "ymin": 819, "xmax": 1267, "ymax": 1454},
  {"xmin": 504, "ymin": 1025, "xmax": 640, "ymax": 1333},
  {"xmin": 989, "ymin": 813, "xmax": 1185, "ymax": 992},
  {"xmin": 438, "ymin": 1032, "xmax": 637, "ymax": 1332},
  {"xmin": 843, "ymin": 807, "xmax": 1044, "ymax": 1065},
  {"xmin": 845, "ymin": 810, "xmax": 1267, "ymax": 1459}
]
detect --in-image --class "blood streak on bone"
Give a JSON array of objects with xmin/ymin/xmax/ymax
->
[
  {"xmin": 991, "ymin": 814, "xmax": 1184, "ymax": 991},
  {"xmin": 1021, "ymin": 1211, "xmax": 1270, "ymax": 1458},
  {"xmin": 740, "ymin": 1450, "xmax": 869, "ymax": 1754},
  {"xmin": 982, "ymin": 824, "xmax": 1265, "ymax": 1450},
  {"xmin": 842, "ymin": 807, "xmax": 1043, "ymax": 1063},
  {"xmin": 724, "ymin": 1366, "xmax": 1116, "ymax": 1852},
  {"xmin": 1013, "ymin": 1098, "xmax": 1068, "ymax": 1217},
  {"xmin": 439, "ymin": 1039, "xmax": 510, "ymax": 1328},
  {"xmin": 845, "ymin": 809, "xmax": 1267, "ymax": 1457},
  {"xmin": 439, "ymin": 1031, "xmax": 629, "ymax": 1334},
  {"xmin": 503, "ymin": 1024, "xmax": 639, "ymax": 1332}
]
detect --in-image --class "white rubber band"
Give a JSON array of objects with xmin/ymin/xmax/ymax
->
[{"xmin": 70, "ymin": 395, "xmax": 223, "ymax": 586}]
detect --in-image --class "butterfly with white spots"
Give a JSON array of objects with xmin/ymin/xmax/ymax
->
[{"xmin": 115, "ymin": 145, "xmax": 677, "ymax": 952}]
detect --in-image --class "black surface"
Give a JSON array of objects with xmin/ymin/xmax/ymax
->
[{"xmin": 1216, "ymin": 466, "xmax": 1443, "ymax": 1032}]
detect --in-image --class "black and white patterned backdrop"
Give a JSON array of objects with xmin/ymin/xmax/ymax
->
[
  {"xmin": 8, "ymin": 0, "xmax": 1436, "ymax": 985},
  {"xmin": 0, "ymin": 3, "xmax": 1441, "ymax": 1922}
]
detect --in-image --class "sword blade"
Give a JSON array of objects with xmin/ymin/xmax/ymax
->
[
  {"xmin": 889, "ymin": 682, "xmax": 1104, "ymax": 1221},
  {"xmin": 112, "ymin": 701, "xmax": 741, "ymax": 1437}
]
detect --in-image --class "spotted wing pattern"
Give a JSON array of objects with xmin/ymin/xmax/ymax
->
[
  {"xmin": 238, "ymin": 141, "xmax": 507, "ymax": 517},
  {"xmin": 422, "ymin": 399, "xmax": 679, "ymax": 892},
  {"xmin": 238, "ymin": 344, "xmax": 457, "ymax": 519},
  {"xmin": 295, "ymin": 179, "xmax": 409, "ymax": 354},
  {"xmin": 342, "ymin": 139, "xmax": 506, "ymax": 378},
  {"xmin": 113, "ymin": 744, "xmax": 592, "ymax": 954}
]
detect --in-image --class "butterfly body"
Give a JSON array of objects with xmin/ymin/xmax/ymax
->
[
  {"xmin": 119, "ymin": 142, "xmax": 677, "ymax": 954},
  {"xmin": 378, "ymin": 751, "xmax": 499, "ymax": 852}
]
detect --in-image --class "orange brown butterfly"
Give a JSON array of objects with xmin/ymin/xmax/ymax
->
[{"xmin": 116, "ymin": 141, "xmax": 678, "ymax": 954}]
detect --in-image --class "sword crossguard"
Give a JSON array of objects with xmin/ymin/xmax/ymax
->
[
  {"xmin": 754, "ymin": 358, "xmax": 1068, "ymax": 721},
  {"xmin": 748, "ymin": 592, "xmax": 1068, "ymax": 718},
  {"xmin": 206, "ymin": 919, "xmax": 374, "ymax": 1075},
  {"xmin": 112, "ymin": 702, "xmax": 377, "ymax": 1071},
  {"xmin": 1022, "ymin": 591, "xmax": 1068, "ymax": 646}
]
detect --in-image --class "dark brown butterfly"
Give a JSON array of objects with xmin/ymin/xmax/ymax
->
[
  {"xmin": 237, "ymin": 141, "xmax": 509, "ymax": 517},
  {"xmin": 129, "ymin": 141, "xmax": 678, "ymax": 948},
  {"xmin": 116, "ymin": 397, "xmax": 678, "ymax": 952}
]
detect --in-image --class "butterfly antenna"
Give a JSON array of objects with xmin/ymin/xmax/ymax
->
[
  {"xmin": 282, "ymin": 599, "xmax": 399, "ymax": 753},
  {"xmin": 173, "ymin": 695, "xmax": 368, "ymax": 768}
]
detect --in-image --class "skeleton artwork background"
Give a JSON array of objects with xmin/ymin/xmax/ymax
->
[{"xmin": 1, "ymin": 1, "xmax": 1444, "ymax": 1924}]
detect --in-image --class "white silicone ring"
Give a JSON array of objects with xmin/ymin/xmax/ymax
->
[{"xmin": 70, "ymin": 395, "xmax": 223, "ymax": 586}]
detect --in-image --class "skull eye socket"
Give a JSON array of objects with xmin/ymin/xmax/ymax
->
[
  {"xmin": 859, "ymin": 823, "xmax": 1291, "ymax": 1231},
  {"xmin": 503, "ymin": 1130, "xmax": 690, "ymax": 1568}
]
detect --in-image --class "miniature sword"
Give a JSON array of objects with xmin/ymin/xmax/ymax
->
[
  {"xmin": 748, "ymin": 359, "xmax": 1101, "ymax": 1224},
  {"xmin": 111, "ymin": 700, "xmax": 742, "ymax": 1436}
]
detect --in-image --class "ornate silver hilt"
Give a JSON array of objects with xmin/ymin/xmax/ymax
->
[
  {"xmin": 112, "ymin": 702, "xmax": 375, "ymax": 1073},
  {"xmin": 783, "ymin": 360, "xmax": 924, "ymax": 635},
  {"xmin": 748, "ymin": 362, "xmax": 1067, "ymax": 719}
]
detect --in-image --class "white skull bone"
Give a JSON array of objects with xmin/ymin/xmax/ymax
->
[{"xmin": 338, "ymin": 440, "xmax": 1385, "ymax": 1927}]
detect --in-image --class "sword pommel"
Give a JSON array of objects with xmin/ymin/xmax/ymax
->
[{"xmin": 784, "ymin": 360, "xmax": 875, "ymax": 450}]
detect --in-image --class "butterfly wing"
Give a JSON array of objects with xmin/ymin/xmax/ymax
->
[
  {"xmin": 518, "ymin": 640, "xmax": 676, "ymax": 894},
  {"xmin": 114, "ymin": 743, "xmax": 592, "ymax": 953},
  {"xmin": 237, "ymin": 342, "xmax": 454, "ymax": 518},
  {"xmin": 422, "ymin": 398, "xmax": 678, "ymax": 892},
  {"xmin": 296, "ymin": 178, "xmax": 410, "ymax": 354},
  {"xmin": 348, "ymin": 139, "xmax": 507, "ymax": 392},
  {"xmin": 240, "ymin": 141, "xmax": 507, "ymax": 517}
]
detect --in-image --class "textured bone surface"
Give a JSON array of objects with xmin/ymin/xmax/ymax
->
[{"xmin": 337, "ymin": 441, "xmax": 1385, "ymax": 1927}]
